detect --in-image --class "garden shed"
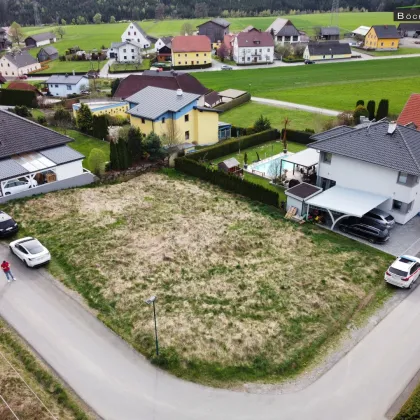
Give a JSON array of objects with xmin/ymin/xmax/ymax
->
[
  {"xmin": 285, "ymin": 182, "xmax": 322, "ymax": 216},
  {"xmin": 218, "ymin": 158, "xmax": 242, "ymax": 176}
]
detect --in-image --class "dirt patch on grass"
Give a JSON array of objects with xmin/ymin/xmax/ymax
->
[{"xmin": 5, "ymin": 173, "xmax": 393, "ymax": 384}]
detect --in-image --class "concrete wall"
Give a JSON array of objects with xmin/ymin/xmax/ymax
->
[
  {"xmin": 172, "ymin": 51, "xmax": 210, "ymax": 67},
  {"xmin": 318, "ymin": 153, "xmax": 420, "ymax": 224},
  {"xmin": 286, "ymin": 195, "xmax": 303, "ymax": 215},
  {"xmin": 0, "ymin": 172, "xmax": 96, "ymax": 204}
]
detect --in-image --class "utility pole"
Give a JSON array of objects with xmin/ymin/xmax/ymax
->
[
  {"xmin": 33, "ymin": 2, "xmax": 41, "ymax": 27},
  {"xmin": 330, "ymin": 0, "xmax": 340, "ymax": 27}
]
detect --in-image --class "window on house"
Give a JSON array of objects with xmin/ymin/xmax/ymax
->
[
  {"xmin": 204, "ymin": 60, "xmax": 207, "ymax": 64},
  {"xmin": 131, "ymin": 49, "xmax": 134, "ymax": 52},
  {"xmin": 196, "ymin": 61, "xmax": 199, "ymax": 64},
  {"xmin": 178, "ymin": 54, "xmax": 180, "ymax": 57},
  {"xmin": 123, "ymin": 49, "xmax": 126, "ymax": 52},
  {"xmin": 393, "ymin": 199, "xmax": 415, "ymax": 213},
  {"xmin": 323, "ymin": 152, "xmax": 332, "ymax": 163},
  {"xmin": 185, "ymin": 131, "xmax": 190, "ymax": 140},
  {"xmin": 55, "ymin": 84, "xmax": 58, "ymax": 87},
  {"xmin": 247, "ymin": 57, "xmax": 250, "ymax": 61},
  {"xmin": 124, "ymin": 56, "xmax": 127, "ymax": 60},
  {"xmin": 381, "ymin": 42, "xmax": 384, "ymax": 46},
  {"xmin": 134, "ymin": 31, "xmax": 137, "ymax": 35},
  {"xmin": 128, "ymin": 31, "xmax": 131, "ymax": 35},
  {"xmin": 162, "ymin": 117, "xmax": 165, "ymax": 123},
  {"xmin": 196, "ymin": 53, "xmax": 199, "ymax": 56},
  {"xmin": 397, "ymin": 172, "xmax": 418, "ymax": 186},
  {"xmin": 204, "ymin": 53, "xmax": 207, "ymax": 56},
  {"xmin": 259, "ymin": 48, "xmax": 262, "ymax": 52},
  {"xmin": 185, "ymin": 114, "xmax": 189, "ymax": 122},
  {"xmin": 66, "ymin": 85, "xmax": 72, "ymax": 90},
  {"xmin": 392, "ymin": 42, "xmax": 394, "ymax": 46},
  {"xmin": 132, "ymin": 56, "xmax": 135, "ymax": 59},
  {"xmin": 185, "ymin": 61, "xmax": 187, "ymax": 64},
  {"xmin": 178, "ymin": 61, "xmax": 181, "ymax": 64},
  {"xmin": 7, "ymin": 63, "xmax": 9, "ymax": 67},
  {"xmin": 185, "ymin": 54, "xmax": 187, "ymax": 57}
]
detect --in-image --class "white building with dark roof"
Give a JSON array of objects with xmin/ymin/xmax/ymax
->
[
  {"xmin": 0, "ymin": 110, "xmax": 94, "ymax": 201},
  {"xmin": 45, "ymin": 74, "xmax": 89, "ymax": 97},
  {"xmin": 266, "ymin": 18, "xmax": 301, "ymax": 45},
  {"xmin": 107, "ymin": 41, "xmax": 143, "ymax": 63},
  {"xmin": 0, "ymin": 51, "xmax": 41, "ymax": 77},
  {"xmin": 24, "ymin": 32, "xmax": 56, "ymax": 48},
  {"xmin": 121, "ymin": 22, "xmax": 151, "ymax": 49}
]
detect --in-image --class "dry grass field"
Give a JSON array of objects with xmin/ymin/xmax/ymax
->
[
  {"xmin": 0, "ymin": 320, "xmax": 90, "ymax": 420},
  {"xmin": 4, "ymin": 172, "xmax": 393, "ymax": 385}
]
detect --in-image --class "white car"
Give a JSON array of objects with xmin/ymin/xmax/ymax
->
[
  {"xmin": 3, "ymin": 179, "xmax": 38, "ymax": 196},
  {"xmin": 384, "ymin": 255, "xmax": 420, "ymax": 289},
  {"xmin": 9, "ymin": 237, "xmax": 51, "ymax": 267}
]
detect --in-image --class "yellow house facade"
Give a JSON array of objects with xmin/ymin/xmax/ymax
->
[
  {"xmin": 171, "ymin": 35, "xmax": 212, "ymax": 68},
  {"xmin": 126, "ymin": 86, "xmax": 220, "ymax": 145},
  {"xmin": 365, "ymin": 25, "xmax": 399, "ymax": 50},
  {"xmin": 72, "ymin": 101, "xmax": 129, "ymax": 120}
]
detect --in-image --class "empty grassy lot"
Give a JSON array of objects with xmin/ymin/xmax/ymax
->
[
  {"xmin": 222, "ymin": 102, "xmax": 334, "ymax": 132},
  {"xmin": 4, "ymin": 172, "xmax": 394, "ymax": 386},
  {"xmin": 0, "ymin": 319, "xmax": 90, "ymax": 420},
  {"xmin": 196, "ymin": 58, "xmax": 420, "ymax": 114}
]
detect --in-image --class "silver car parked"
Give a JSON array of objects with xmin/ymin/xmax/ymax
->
[{"xmin": 362, "ymin": 208, "xmax": 395, "ymax": 229}]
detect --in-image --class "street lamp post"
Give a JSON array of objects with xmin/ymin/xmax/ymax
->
[{"xmin": 145, "ymin": 295, "xmax": 159, "ymax": 356}]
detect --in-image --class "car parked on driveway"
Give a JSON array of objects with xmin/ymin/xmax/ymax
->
[
  {"xmin": 3, "ymin": 178, "xmax": 38, "ymax": 196},
  {"xmin": 0, "ymin": 211, "xmax": 18, "ymax": 237},
  {"xmin": 304, "ymin": 59, "xmax": 315, "ymax": 64},
  {"xmin": 362, "ymin": 208, "xmax": 395, "ymax": 230},
  {"xmin": 338, "ymin": 216, "xmax": 390, "ymax": 244},
  {"xmin": 385, "ymin": 255, "xmax": 420, "ymax": 289},
  {"xmin": 221, "ymin": 65, "xmax": 233, "ymax": 70},
  {"xmin": 9, "ymin": 237, "xmax": 51, "ymax": 267}
]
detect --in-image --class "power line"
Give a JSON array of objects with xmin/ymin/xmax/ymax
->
[
  {"xmin": 0, "ymin": 350, "xmax": 58, "ymax": 420},
  {"xmin": 0, "ymin": 393, "xmax": 20, "ymax": 420}
]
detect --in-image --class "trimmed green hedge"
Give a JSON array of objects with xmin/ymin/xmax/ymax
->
[
  {"xmin": 173, "ymin": 63, "xmax": 212, "ymax": 70},
  {"xmin": 189, "ymin": 129, "xmax": 278, "ymax": 161},
  {"xmin": 281, "ymin": 129, "xmax": 314, "ymax": 145},
  {"xmin": 175, "ymin": 157, "xmax": 279, "ymax": 207},
  {"xmin": 395, "ymin": 383, "xmax": 420, "ymax": 420},
  {"xmin": 214, "ymin": 92, "xmax": 251, "ymax": 113},
  {"xmin": 0, "ymin": 89, "xmax": 38, "ymax": 107}
]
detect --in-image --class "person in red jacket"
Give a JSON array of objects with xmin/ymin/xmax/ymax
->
[{"xmin": 1, "ymin": 260, "xmax": 16, "ymax": 282}]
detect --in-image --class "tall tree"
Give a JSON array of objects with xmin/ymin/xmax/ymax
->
[
  {"xmin": 155, "ymin": 3, "xmax": 165, "ymax": 20},
  {"xmin": 194, "ymin": 2, "xmax": 208, "ymax": 18},
  {"xmin": 110, "ymin": 140, "xmax": 120, "ymax": 170},
  {"xmin": 77, "ymin": 103, "xmax": 93, "ymax": 134},
  {"xmin": 92, "ymin": 115, "xmax": 109, "ymax": 139},
  {"xmin": 367, "ymin": 100, "xmax": 376, "ymax": 121},
  {"xmin": 110, "ymin": 78, "xmax": 121, "ymax": 96},
  {"xmin": 55, "ymin": 25, "xmax": 66, "ymax": 39},
  {"xmin": 161, "ymin": 120, "xmax": 181, "ymax": 147},
  {"xmin": 9, "ymin": 22, "xmax": 24, "ymax": 44},
  {"xmin": 376, "ymin": 99, "xmax": 389, "ymax": 121},
  {"xmin": 127, "ymin": 127, "xmax": 144, "ymax": 163},
  {"xmin": 180, "ymin": 22, "xmax": 194, "ymax": 35},
  {"xmin": 110, "ymin": 15, "xmax": 116, "ymax": 23},
  {"xmin": 93, "ymin": 13, "xmax": 102, "ymax": 24},
  {"xmin": 217, "ymin": 43, "xmax": 228, "ymax": 61},
  {"xmin": 144, "ymin": 132, "xmax": 165, "ymax": 161}
]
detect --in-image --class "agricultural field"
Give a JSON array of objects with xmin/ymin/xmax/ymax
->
[
  {"xmin": 4, "ymin": 172, "xmax": 393, "ymax": 385},
  {"xmin": 0, "ymin": 318, "xmax": 90, "ymax": 419},
  {"xmin": 35, "ymin": 60, "xmax": 105, "ymax": 74},
  {"xmin": 222, "ymin": 102, "xmax": 334, "ymax": 132},
  {"xmin": 196, "ymin": 57, "xmax": 420, "ymax": 114}
]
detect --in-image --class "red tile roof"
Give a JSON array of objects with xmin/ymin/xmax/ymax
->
[
  {"xmin": 171, "ymin": 35, "xmax": 211, "ymax": 53},
  {"xmin": 397, "ymin": 94, "xmax": 420, "ymax": 130},
  {"xmin": 113, "ymin": 72, "xmax": 210, "ymax": 100},
  {"xmin": 8, "ymin": 81, "xmax": 42, "ymax": 95},
  {"xmin": 236, "ymin": 31, "xmax": 274, "ymax": 48}
]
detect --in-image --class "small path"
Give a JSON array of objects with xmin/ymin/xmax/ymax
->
[
  {"xmin": 99, "ymin": 58, "xmax": 114, "ymax": 78},
  {"xmin": 251, "ymin": 97, "xmax": 341, "ymax": 116}
]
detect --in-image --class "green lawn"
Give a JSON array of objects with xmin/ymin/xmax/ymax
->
[
  {"xmin": 195, "ymin": 57, "xmax": 420, "ymax": 114},
  {"xmin": 110, "ymin": 59, "xmax": 151, "ymax": 72},
  {"xmin": 52, "ymin": 128, "xmax": 110, "ymax": 170},
  {"xmin": 23, "ymin": 12, "xmax": 396, "ymax": 52},
  {"xmin": 34, "ymin": 60, "xmax": 105, "ymax": 74},
  {"xmin": 353, "ymin": 47, "xmax": 420, "ymax": 56},
  {"xmin": 222, "ymin": 102, "xmax": 334, "ymax": 132}
]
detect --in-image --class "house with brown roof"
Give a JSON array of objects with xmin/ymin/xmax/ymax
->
[
  {"xmin": 232, "ymin": 31, "xmax": 274, "ymax": 65},
  {"xmin": 171, "ymin": 35, "xmax": 212, "ymax": 68},
  {"xmin": 397, "ymin": 94, "xmax": 420, "ymax": 130}
]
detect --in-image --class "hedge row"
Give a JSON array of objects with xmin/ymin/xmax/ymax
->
[
  {"xmin": 188, "ymin": 129, "xmax": 278, "ymax": 162},
  {"xmin": 214, "ymin": 92, "xmax": 251, "ymax": 113},
  {"xmin": 395, "ymin": 383, "xmax": 420, "ymax": 420},
  {"xmin": 173, "ymin": 63, "xmax": 212, "ymax": 70},
  {"xmin": 281, "ymin": 128, "xmax": 314, "ymax": 145},
  {"xmin": 0, "ymin": 89, "xmax": 38, "ymax": 107},
  {"xmin": 175, "ymin": 157, "xmax": 279, "ymax": 207}
]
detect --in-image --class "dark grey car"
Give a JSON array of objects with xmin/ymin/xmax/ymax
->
[{"xmin": 362, "ymin": 208, "xmax": 395, "ymax": 229}]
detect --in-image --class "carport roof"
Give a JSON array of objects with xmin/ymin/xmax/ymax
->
[
  {"xmin": 282, "ymin": 148, "xmax": 319, "ymax": 167},
  {"xmin": 305, "ymin": 186, "xmax": 389, "ymax": 217}
]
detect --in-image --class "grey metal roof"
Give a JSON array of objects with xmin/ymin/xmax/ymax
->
[
  {"xmin": 160, "ymin": 36, "xmax": 173, "ymax": 46},
  {"xmin": 40, "ymin": 46, "xmax": 58, "ymax": 55},
  {"xmin": 308, "ymin": 121, "xmax": 420, "ymax": 175},
  {"xmin": 398, "ymin": 23, "xmax": 420, "ymax": 31},
  {"xmin": 321, "ymin": 26, "xmax": 340, "ymax": 36},
  {"xmin": 110, "ymin": 41, "xmax": 127, "ymax": 48},
  {"xmin": 266, "ymin": 18, "xmax": 300, "ymax": 37},
  {"xmin": 307, "ymin": 41, "xmax": 351, "ymax": 55},
  {"xmin": 371, "ymin": 25, "xmax": 399, "ymax": 39},
  {"xmin": 40, "ymin": 145, "xmax": 84, "ymax": 164},
  {"xmin": 219, "ymin": 158, "xmax": 240, "ymax": 169},
  {"xmin": 26, "ymin": 32, "xmax": 55, "ymax": 42},
  {"xmin": 0, "ymin": 110, "xmax": 72, "ymax": 159},
  {"xmin": 45, "ymin": 75, "xmax": 88, "ymax": 85},
  {"xmin": 3, "ymin": 51, "xmax": 38, "ymax": 69},
  {"xmin": 126, "ymin": 86, "xmax": 200, "ymax": 120},
  {"xmin": 0, "ymin": 159, "xmax": 29, "ymax": 180}
]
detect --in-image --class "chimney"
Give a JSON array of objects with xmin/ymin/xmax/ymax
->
[
  {"xmin": 72, "ymin": 70, "xmax": 75, "ymax": 76},
  {"xmin": 176, "ymin": 89, "xmax": 183, "ymax": 96},
  {"xmin": 388, "ymin": 121, "xmax": 397, "ymax": 135}
]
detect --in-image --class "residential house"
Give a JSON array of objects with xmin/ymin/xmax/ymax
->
[
  {"xmin": 171, "ymin": 35, "xmax": 211, "ymax": 68},
  {"xmin": 303, "ymin": 41, "xmax": 352, "ymax": 61},
  {"xmin": 0, "ymin": 27, "xmax": 11, "ymax": 50},
  {"xmin": 7, "ymin": 81, "xmax": 43, "ymax": 97},
  {"xmin": 320, "ymin": 27, "xmax": 340, "ymax": 40},
  {"xmin": 37, "ymin": 46, "xmax": 59, "ymax": 63},
  {"xmin": 306, "ymin": 121, "xmax": 420, "ymax": 225},
  {"xmin": 0, "ymin": 51, "xmax": 41, "ymax": 77},
  {"xmin": 0, "ymin": 109, "xmax": 94, "ymax": 201},
  {"xmin": 397, "ymin": 94, "xmax": 420, "ymax": 130},
  {"xmin": 24, "ymin": 32, "xmax": 56, "ymax": 48},
  {"xmin": 121, "ymin": 22, "xmax": 151, "ymax": 49},
  {"xmin": 197, "ymin": 18, "xmax": 230, "ymax": 46},
  {"xmin": 398, "ymin": 23, "xmax": 420, "ymax": 37},
  {"xmin": 365, "ymin": 25, "xmax": 399, "ymax": 50},
  {"xmin": 233, "ymin": 31, "xmax": 274, "ymax": 65},
  {"xmin": 155, "ymin": 37, "xmax": 172, "ymax": 52},
  {"xmin": 157, "ymin": 44, "xmax": 172, "ymax": 63},
  {"xmin": 243, "ymin": 26, "xmax": 260, "ymax": 33},
  {"xmin": 266, "ymin": 18, "xmax": 301, "ymax": 45},
  {"xmin": 72, "ymin": 101, "xmax": 129, "ymax": 119},
  {"xmin": 107, "ymin": 41, "xmax": 142, "ymax": 63},
  {"xmin": 204, "ymin": 91, "xmax": 222, "ymax": 108},
  {"xmin": 351, "ymin": 26, "xmax": 371, "ymax": 39},
  {"xmin": 45, "ymin": 74, "xmax": 89, "ymax": 97},
  {"xmin": 113, "ymin": 70, "xmax": 211, "ymax": 100},
  {"xmin": 126, "ymin": 86, "xmax": 221, "ymax": 145}
]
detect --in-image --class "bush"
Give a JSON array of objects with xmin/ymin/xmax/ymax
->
[
  {"xmin": 254, "ymin": 115, "xmax": 271, "ymax": 133},
  {"xmin": 175, "ymin": 157, "xmax": 279, "ymax": 207},
  {"xmin": 88, "ymin": 148, "xmax": 107, "ymax": 176},
  {"xmin": 367, "ymin": 100, "xmax": 376, "ymax": 121},
  {"xmin": 356, "ymin": 99, "xmax": 365, "ymax": 107},
  {"xmin": 13, "ymin": 105, "xmax": 32, "ymax": 117},
  {"xmin": 353, "ymin": 105, "xmax": 369, "ymax": 124},
  {"xmin": 0, "ymin": 89, "xmax": 37, "ymax": 107},
  {"xmin": 188, "ymin": 129, "xmax": 278, "ymax": 162},
  {"xmin": 395, "ymin": 382, "xmax": 420, "ymax": 420},
  {"xmin": 106, "ymin": 114, "xmax": 129, "ymax": 126},
  {"xmin": 376, "ymin": 99, "xmax": 389, "ymax": 121},
  {"xmin": 37, "ymin": 115, "xmax": 47, "ymax": 125},
  {"xmin": 92, "ymin": 115, "xmax": 109, "ymax": 140}
]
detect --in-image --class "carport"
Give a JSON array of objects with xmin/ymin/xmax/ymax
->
[
  {"xmin": 281, "ymin": 148, "xmax": 319, "ymax": 182},
  {"xmin": 305, "ymin": 186, "xmax": 389, "ymax": 229}
]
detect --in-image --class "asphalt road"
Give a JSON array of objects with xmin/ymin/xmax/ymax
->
[{"xmin": 0, "ymin": 246, "xmax": 419, "ymax": 420}]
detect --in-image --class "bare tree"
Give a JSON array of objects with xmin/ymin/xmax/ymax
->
[
  {"xmin": 9, "ymin": 22, "xmax": 24, "ymax": 44},
  {"xmin": 161, "ymin": 119, "xmax": 182, "ymax": 147}
]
